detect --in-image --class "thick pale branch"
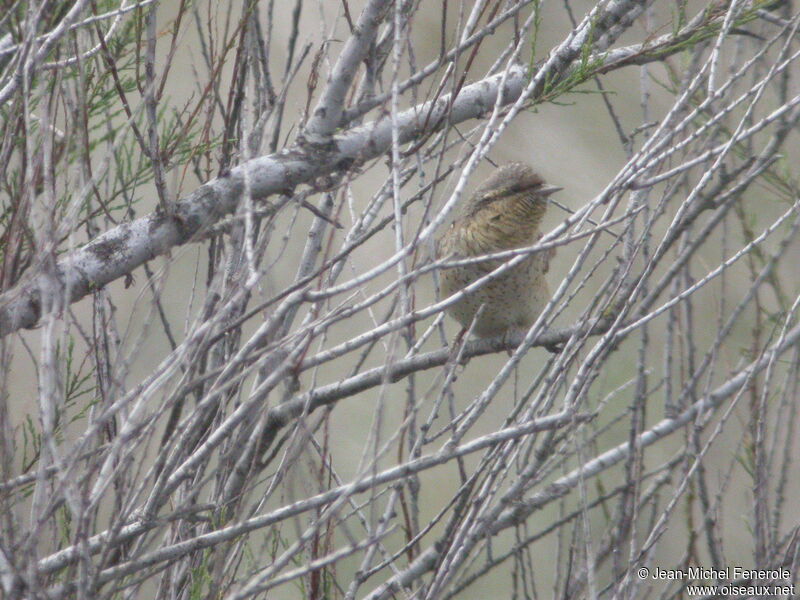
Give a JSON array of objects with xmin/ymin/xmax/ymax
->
[
  {"xmin": 0, "ymin": 65, "xmax": 526, "ymax": 337},
  {"xmin": 262, "ymin": 323, "xmax": 597, "ymax": 441},
  {"xmin": 0, "ymin": 0, "xmax": 656, "ymax": 338},
  {"xmin": 303, "ymin": 0, "xmax": 393, "ymax": 141}
]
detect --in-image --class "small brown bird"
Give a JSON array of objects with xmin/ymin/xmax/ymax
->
[{"xmin": 436, "ymin": 162, "xmax": 561, "ymax": 338}]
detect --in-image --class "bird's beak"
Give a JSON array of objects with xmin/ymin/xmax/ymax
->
[{"xmin": 539, "ymin": 184, "xmax": 563, "ymax": 196}]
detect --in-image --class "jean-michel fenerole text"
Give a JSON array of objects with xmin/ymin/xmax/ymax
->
[{"xmin": 649, "ymin": 566, "xmax": 790, "ymax": 581}]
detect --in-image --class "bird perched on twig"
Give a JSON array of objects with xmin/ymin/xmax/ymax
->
[{"xmin": 436, "ymin": 162, "xmax": 561, "ymax": 339}]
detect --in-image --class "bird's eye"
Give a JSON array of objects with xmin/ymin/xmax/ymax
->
[
  {"xmin": 507, "ymin": 182, "xmax": 539, "ymax": 194},
  {"xmin": 474, "ymin": 191, "xmax": 500, "ymax": 207}
]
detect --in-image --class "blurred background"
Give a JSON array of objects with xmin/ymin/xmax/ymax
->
[{"xmin": 1, "ymin": 0, "xmax": 799, "ymax": 598}]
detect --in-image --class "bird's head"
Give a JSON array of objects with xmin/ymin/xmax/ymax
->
[{"xmin": 465, "ymin": 163, "xmax": 561, "ymax": 221}]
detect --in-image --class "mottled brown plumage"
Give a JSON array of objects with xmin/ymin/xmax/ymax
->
[{"xmin": 436, "ymin": 163, "xmax": 561, "ymax": 338}]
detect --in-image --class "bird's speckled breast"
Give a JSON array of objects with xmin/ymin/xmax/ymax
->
[{"xmin": 437, "ymin": 194, "xmax": 551, "ymax": 338}]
